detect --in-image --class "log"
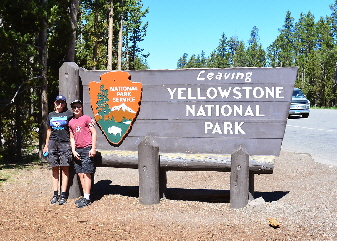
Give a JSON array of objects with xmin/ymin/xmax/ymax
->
[
  {"xmin": 59, "ymin": 62, "xmax": 80, "ymax": 109},
  {"xmin": 138, "ymin": 136, "xmax": 160, "ymax": 205},
  {"xmin": 59, "ymin": 62, "xmax": 82, "ymax": 199},
  {"xmin": 95, "ymin": 150, "xmax": 274, "ymax": 174},
  {"xmin": 67, "ymin": 162, "xmax": 82, "ymax": 199},
  {"xmin": 230, "ymin": 147, "xmax": 249, "ymax": 209}
]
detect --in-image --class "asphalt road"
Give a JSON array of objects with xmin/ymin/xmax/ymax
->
[{"xmin": 282, "ymin": 108, "xmax": 337, "ymax": 166}]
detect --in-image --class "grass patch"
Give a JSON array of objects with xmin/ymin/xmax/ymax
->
[
  {"xmin": 0, "ymin": 151, "xmax": 43, "ymax": 187},
  {"xmin": 0, "ymin": 172, "xmax": 11, "ymax": 184},
  {"xmin": 0, "ymin": 164, "xmax": 22, "ymax": 186}
]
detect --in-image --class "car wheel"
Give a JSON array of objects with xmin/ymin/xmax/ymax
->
[{"xmin": 302, "ymin": 113, "xmax": 309, "ymax": 118}]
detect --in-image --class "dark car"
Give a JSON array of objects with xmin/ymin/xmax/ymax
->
[{"xmin": 288, "ymin": 88, "xmax": 310, "ymax": 118}]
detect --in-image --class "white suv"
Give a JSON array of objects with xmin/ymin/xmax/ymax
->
[{"xmin": 289, "ymin": 88, "xmax": 310, "ymax": 118}]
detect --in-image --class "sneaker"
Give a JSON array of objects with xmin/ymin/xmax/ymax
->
[
  {"xmin": 76, "ymin": 198, "xmax": 92, "ymax": 208},
  {"xmin": 58, "ymin": 195, "xmax": 67, "ymax": 205},
  {"xmin": 50, "ymin": 195, "xmax": 59, "ymax": 204},
  {"xmin": 74, "ymin": 197, "xmax": 85, "ymax": 204}
]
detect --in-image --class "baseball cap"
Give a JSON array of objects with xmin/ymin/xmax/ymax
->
[
  {"xmin": 55, "ymin": 95, "xmax": 66, "ymax": 102},
  {"xmin": 71, "ymin": 99, "xmax": 83, "ymax": 107}
]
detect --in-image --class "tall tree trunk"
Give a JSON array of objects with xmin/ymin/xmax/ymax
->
[
  {"xmin": 107, "ymin": 0, "xmax": 114, "ymax": 70},
  {"xmin": 125, "ymin": 22, "xmax": 129, "ymax": 69},
  {"xmin": 117, "ymin": 0, "xmax": 124, "ymax": 70},
  {"xmin": 66, "ymin": 0, "xmax": 79, "ymax": 62},
  {"xmin": 15, "ymin": 101, "xmax": 22, "ymax": 163},
  {"xmin": 93, "ymin": 10, "xmax": 99, "ymax": 70},
  {"xmin": 39, "ymin": 0, "xmax": 48, "ymax": 159},
  {"xmin": 117, "ymin": 18, "xmax": 123, "ymax": 70}
]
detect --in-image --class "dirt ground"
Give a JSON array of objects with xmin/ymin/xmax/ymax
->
[{"xmin": 0, "ymin": 151, "xmax": 337, "ymax": 240}]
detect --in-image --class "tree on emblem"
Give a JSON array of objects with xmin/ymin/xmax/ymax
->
[{"xmin": 96, "ymin": 85, "xmax": 110, "ymax": 119}]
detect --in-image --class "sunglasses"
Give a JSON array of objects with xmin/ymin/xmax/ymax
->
[{"xmin": 72, "ymin": 105, "xmax": 82, "ymax": 109}]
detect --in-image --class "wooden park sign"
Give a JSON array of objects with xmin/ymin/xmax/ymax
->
[
  {"xmin": 75, "ymin": 67, "xmax": 296, "ymax": 155},
  {"xmin": 59, "ymin": 63, "xmax": 297, "ymax": 207}
]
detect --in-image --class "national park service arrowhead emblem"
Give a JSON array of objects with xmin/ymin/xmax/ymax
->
[{"xmin": 88, "ymin": 71, "xmax": 142, "ymax": 145}]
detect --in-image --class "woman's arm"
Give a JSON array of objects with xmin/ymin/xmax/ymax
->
[
  {"xmin": 89, "ymin": 125, "xmax": 97, "ymax": 157},
  {"xmin": 43, "ymin": 126, "xmax": 52, "ymax": 153},
  {"xmin": 70, "ymin": 131, "xmax": 80, "ymax": 160}
]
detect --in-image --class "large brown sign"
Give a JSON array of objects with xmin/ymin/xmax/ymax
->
[{"xmin": 78, "ymin": 67, "xmax": 297, "ymax": 156}]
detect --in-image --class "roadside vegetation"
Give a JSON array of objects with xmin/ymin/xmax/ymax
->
[{"xmin": 311, "ymin": 106, "xmax": 337, "ymax": 109}]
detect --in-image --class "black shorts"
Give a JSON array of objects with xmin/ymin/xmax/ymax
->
[
  {"xmin": 47, "ymin": 140, "xmax": 71, "ymax": 167},
  {"xmin": 73, "ymin": 146, "xmax": 95, "ymax": 174}
]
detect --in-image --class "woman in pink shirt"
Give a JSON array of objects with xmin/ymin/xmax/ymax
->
[{"xmin": 69, "ymin": 100, "xmax": 97, "ymax": 208}]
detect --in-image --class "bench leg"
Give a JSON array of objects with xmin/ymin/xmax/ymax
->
[
  {"xmin": 230, "ymin": 147, "xmax": 249, "ymax": 208},
  {"xmin": 159, "ymin": 169, "xmax": 167, "ymax": 198},
  {"xmin": 249, "ymin": 172, "xmax": 254, "ymax": 200},
  {"xmin": 138, "ymin": 136, "xmax": 160, "ymax": 205}
]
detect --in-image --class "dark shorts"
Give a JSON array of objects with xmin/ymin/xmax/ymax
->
[
  {"xmin": 47, "ymin": 140, "xmax": 71, "ymax": 167},
  {"xmin": 73, "ymin": 146, "xmax": 95, "ymax": 174}
]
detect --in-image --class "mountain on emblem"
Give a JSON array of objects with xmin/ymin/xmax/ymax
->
[
  {"xmin": 111, "ymin": 103, "xmax": 136, "ymax": 113},
  {"xmin": 88, "ymin": 71, "xmax": 142, "ymax": 145}
]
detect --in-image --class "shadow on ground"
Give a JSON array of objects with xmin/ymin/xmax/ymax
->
[{"xmin": 93, "ymin": 180, "xmax": 289, "ymax": 203}]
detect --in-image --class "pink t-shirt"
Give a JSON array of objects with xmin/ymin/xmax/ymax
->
[{"xmin": 69, "ymin": 115, "xmax": 93, "ymax": 148}]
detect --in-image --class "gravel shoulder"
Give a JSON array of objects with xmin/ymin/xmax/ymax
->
[{"xmin": 0, "ymin": 151, "xmax": 337, "ymax": 240}]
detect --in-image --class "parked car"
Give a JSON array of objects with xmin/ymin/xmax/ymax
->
[{"xmin": 289, "ymin": 88, "xmax": 310, "ymax": 118}]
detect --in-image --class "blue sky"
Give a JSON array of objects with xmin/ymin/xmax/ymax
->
[{"xmin": 139, "ymin": 0, "xmax": 335, "ymax": 69}]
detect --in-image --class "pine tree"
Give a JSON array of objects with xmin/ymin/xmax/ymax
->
[
  {"xmin": 125, "ymin": 0, "xmax": 149, "ymax": 70},
  {"xmin": 232, "ymin": 41, "xmax": 247, "ymax": 67},
  {"xmin": 185, "ymin": 54, "xmax": 198, "ymax": 68},
  {"xmin": 214, "ymin": 33, "xmax": 231, "ymax": 68},
  {"xmin": 267, "ymin": 11, "xmax": 296, "ymax": 67},
  {"xmin": 77, "ymin": 0, "xmax": 148, "ymax": 70},
  {"xmin": 246, "ymin": 26, "xmax": 266, "ymax": 67},
  {"xmin": 96, "ymin": 85, "xmax": 110, "ymax": 116},
  {"xmin": 177, "ymin": 53, "xmax": 188, "ymax": 69},
  {"xmin": 200, "ymin": 50, "xmax": 207, "ymax": 68},
  {"xmin": 227, "ymin": 36, "xmax": 240, "ymax": 67}
]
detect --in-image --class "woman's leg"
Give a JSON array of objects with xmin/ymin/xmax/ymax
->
[
  {"xmin": 60, "ymin": 166, "xmax": 69, "ymax": 193},
  {"xmin": 51, "ymin": 166, "xmax": 59, "ymax": 192},
  {"xmin": 58, "ymin": 166, "xmax": 70, "ymax": 204},
  {"xmin": 50, "ymin": 166, "xmax": 60, "ymax": 204},
  {"xmin": 82, "ymin": 173, "xmax": 92, "ymax": 195},
  {"xmin": 77, "ymin": 172, "xmax": 85, "ymax": 189}
]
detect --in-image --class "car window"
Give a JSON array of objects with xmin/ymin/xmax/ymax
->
[{"xmin": 293, "ymin": 89, "xmax": 305, "ymax": 97}]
